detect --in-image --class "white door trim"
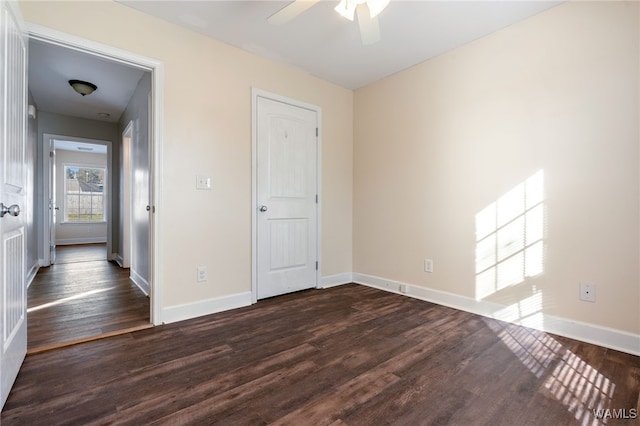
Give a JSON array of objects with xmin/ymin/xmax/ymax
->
[
  {"xmin": 41, "ymin": 134, "xmax": 113, "ymax": 266},
  {"xmin": 121, "ymin": 122, "xmax": 133, "ymax": 268},
  {"xmin": 27, "ymin": 23, "xmax": 165, "ymax": 325},
  {"xmin": 251, "ymin": 88, "xmax": 322, "ymax": 304}
]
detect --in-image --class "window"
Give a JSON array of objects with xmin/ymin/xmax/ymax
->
[{"xmin": 64, "ymin": 165, "xmax": 106, "ymax": 222}]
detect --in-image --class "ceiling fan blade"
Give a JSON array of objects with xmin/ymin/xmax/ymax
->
[
  {"xmin": 267, "ymin": 0, "xmax": 321, "ymax": 26},
  {"xmin": 356, "ymin": 4, "xmax": 381, "ymax": 45}
]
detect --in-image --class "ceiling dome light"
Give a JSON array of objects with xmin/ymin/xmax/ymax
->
[{"xmin": 68, "ymin": 79, "xmax": 97, "ymax": 96}]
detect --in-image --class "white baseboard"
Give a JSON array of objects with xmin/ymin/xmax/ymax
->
[
  {"xmin": 130, "ymin": 268, "xmax": 150, "ymax": 296},
  {"xmin": 26, "ymin": 262, "xmax": 39, "ymax": 289},
  {"xmin": 320, "ymin": 272, "xmax": 353, "ymax": 289},
  {"xmin": 55, "ymin": 237, "xmax": 107, "ymax": 245},
  {"xmin": 162, "ymin": 291, "xmax": 252, "ymax": 325},
  {"xmin": 352, "ymin": 273, "xmax": 640, "ymax": 356}
]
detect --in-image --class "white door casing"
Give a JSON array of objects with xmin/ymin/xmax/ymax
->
[
  {"xmin": 254, "ymin": 93, "xmax": 320, "ymax": 300},
  {"xmin": 0, "ymin": 0, "xmax": 28, "ymax": 410},
  {"xmin": 41, "ymin": 134, "xmax": 112, "ymax": 267}
]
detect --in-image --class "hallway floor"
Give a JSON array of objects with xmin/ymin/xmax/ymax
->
[{"xmin": 27, "ymin": 244, "xmax": 150, "ymax": 352}]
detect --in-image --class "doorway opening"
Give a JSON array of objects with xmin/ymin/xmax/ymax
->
[
  {"xmin": 41, "ymin": 135, "xmax": 113, "ymax": 267},
  {"xmin": 26, "ymin": 25, "xmax": 164, "ymax": 353}
]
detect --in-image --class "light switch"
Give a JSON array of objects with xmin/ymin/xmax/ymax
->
[{"xmin": 196, "ymin": 175, "xmax": 211, "ymax": 190}]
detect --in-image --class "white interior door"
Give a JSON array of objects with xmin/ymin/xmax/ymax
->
[
  {"xmin": 48, "ymin": 143, "xmax": 56, "ymax": 264},
  {"xmin": 256, "ymin": 96, "xmax": 318, "ymax": 300},
  {"xmin": 122, "ymin": 122, "xmax": 132, "ymax": 268},
  {"xmin": 0, "ymin": 0, "xmax": 28, "ymax": 410},
  {"xmin": 129, "ymin": 92, "xmax": 152, "ymax": 294}
]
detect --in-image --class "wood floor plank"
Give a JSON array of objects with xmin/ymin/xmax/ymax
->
[
  {"xmin": 27, "ymin": 244, "xmax": 150, "ymax": 350},
  {"xmin": 3, "ymin": 284, "xmax": 638, "ymax": 425}
]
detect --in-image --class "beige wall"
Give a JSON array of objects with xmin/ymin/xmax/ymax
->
[
  {"xmin": 20, "ymin": 1, "xmax": 353, "ymax": 308},
  {"xmin": 354, "ymin": 1, "xmax": 639, "ymax": 334}
]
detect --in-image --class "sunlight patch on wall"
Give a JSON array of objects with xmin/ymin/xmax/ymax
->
[{"xmin": 475, "ymin": 170, "xmax": 545, "ymax": 300}]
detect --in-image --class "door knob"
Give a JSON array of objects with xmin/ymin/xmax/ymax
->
[
  {"xmin": 259, "ymin": 205, "xmax": 268, "ymax": 212},
  {"xmin": 0, "ymin": 203, "xmax": 20, "ymax": 218}
]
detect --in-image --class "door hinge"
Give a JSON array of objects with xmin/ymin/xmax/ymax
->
[
  {"xmin": 316, "ymin": 261, "xmax": 318, "ymax": 270},
  {"xmin": 315, "ymin": 194, "xmax": 318, "ymax": 204},
  {"xmin": 316, "ymin": 128, "xmax": 318, "ymax": 137},
  {"xmin": 49, "ymin": 151, "xmax": 54, "ymax": 158}
]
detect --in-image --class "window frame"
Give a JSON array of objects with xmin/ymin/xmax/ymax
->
[{"xmin": 62, "ymin": 163, "xmax": 108, "ymax": 224}]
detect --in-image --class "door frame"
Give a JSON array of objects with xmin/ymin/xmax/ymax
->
[
  {"xmin": 250, "ymin": 88, "xmax": 322, "ymax": 304},
  {"xmin": 40, "ymin": 134, "xmax": 112, "ymax": 267},
  {"xmin": 28, "ymin": 23, "xmax": 165, "ymax": 325},
  {"xmin": 121, "ymin": 121, "xmax": 133, "ymax": 268}
]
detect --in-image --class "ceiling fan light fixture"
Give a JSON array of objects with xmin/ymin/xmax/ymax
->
[
  {"xmin": 335, "ymin": 0, "xmax": 356, "ymax": 21},
  {"xmin": 68, "ymin": 79, "xmax": 97, "ymax": 96},
  {"xmin": 367, "ymin": 0, "xmax": 390, "ymax": 18}
]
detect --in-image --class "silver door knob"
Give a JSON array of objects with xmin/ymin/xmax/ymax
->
[
  {"xmin": 259, "ymin": 205, "xmax": 268, "ymax": 212},
  {"xmin": 0, "ymin": 203, "xmax": 20, "ymax": 218}
]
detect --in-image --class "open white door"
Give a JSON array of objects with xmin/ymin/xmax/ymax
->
[
  {"xmin": 47, "ymin": 142, "xmax": 56, "ymax": 264},
  {"xmin": 0, "ymin": 0, "xmax": 28, "ymax": 410},
  {"xmin": 255, "ymin": 96, "xmax": 318, "ymax": 299},
  {"xmin": 121, "ymin": 122, "xmax": 132, "ymax": 268}
]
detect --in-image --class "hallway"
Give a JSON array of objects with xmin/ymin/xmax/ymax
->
[{"xmin": 27, "ymin": 244, "xmax": 150, "ymax": 352}]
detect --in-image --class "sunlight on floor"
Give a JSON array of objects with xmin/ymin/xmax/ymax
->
[
  {"xmin": 485, "ymin": 316, "xmax": 616, "ymax": 425},
  {"xmin": 544, "ymin": 349, "xmax": 615, "ymax": 425},
  {"xmin": 28, "ymin": 287, "xmax": 115, "ymax": 312},
  {"xmin": 485, "ymin": 314, "xmax": 561, "ymax": 379}
]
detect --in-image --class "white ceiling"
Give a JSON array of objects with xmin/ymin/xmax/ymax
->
[
  {"xmin": 28, "ymin": 38, "xmax": 146, "ymax": 123},
  {"xmin": 118, "ymin": 0, "xmax": 563, "ymax": 90},
  {"xmin": 28, "ymin": 1, "xmax": 562, "ymax": 123}
]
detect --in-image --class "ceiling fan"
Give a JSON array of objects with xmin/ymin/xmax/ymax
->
[{"xmin": 268, "ymin": 0, "xmax": 390, "ymax": 45}]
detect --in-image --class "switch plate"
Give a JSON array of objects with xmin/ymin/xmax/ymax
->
[
  {"xmin": 424, "ymin": 259, "xmax": 433, "ymax": 273},
  {"xmin": 579, "ymin": 282, "xmax": 595, "ymax": 302},
  {"xmin": 197, "ymin": 266, "xmax": 207, "ymax": 283},
  {"xmin": 196, "ymin": 175, "xmax": 211, "ymax": 190}
]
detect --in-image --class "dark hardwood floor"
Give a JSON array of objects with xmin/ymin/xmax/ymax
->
[
  {"xmin": 53, "ymin": 243, "xmax": 107, "ymax": 264},
  {"xmin": 5, "ymin": 284, "xmax": 638, "ymax": 425},
  {"xmin": 27, "ymin": 244, "xmax": 150, "ymax": 351}
]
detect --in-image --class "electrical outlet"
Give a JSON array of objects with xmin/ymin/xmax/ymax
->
[
  {"xmin": 196, "ymin": 175, "xmax": 212, "ymax": 190},
  {"xmin": 197, "ymin": 266, "xmax": 207, "ymax": 283},
  {"xmin": 424, "ymin": 259, "xmax": 433, "ymax": 273},
  {"xmin": 579, "ymin": 282, "xmax": 595, "ymax": 302},
  {"xmin": 399, "ymin": 284, "xmax": 408, "ymax": 294}
]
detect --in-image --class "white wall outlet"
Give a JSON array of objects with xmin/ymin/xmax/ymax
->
[
  {"xmin": 197, "ymin": 266, "xmax": 207, "ymax": 283},
  {"xmin": 196, "ymin": 175, "xmax": 212, "ymax": 190},
  {"xmin": 399, "ymin": 284, "xmax": 408, "ymax": 294},
  {"xmin": 424, "ymin": 259, "xmax": 433, "ymax": 273},
  {"xmin": 579, "ymin": 282, "xmax": 595, "ymax": 302}
]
